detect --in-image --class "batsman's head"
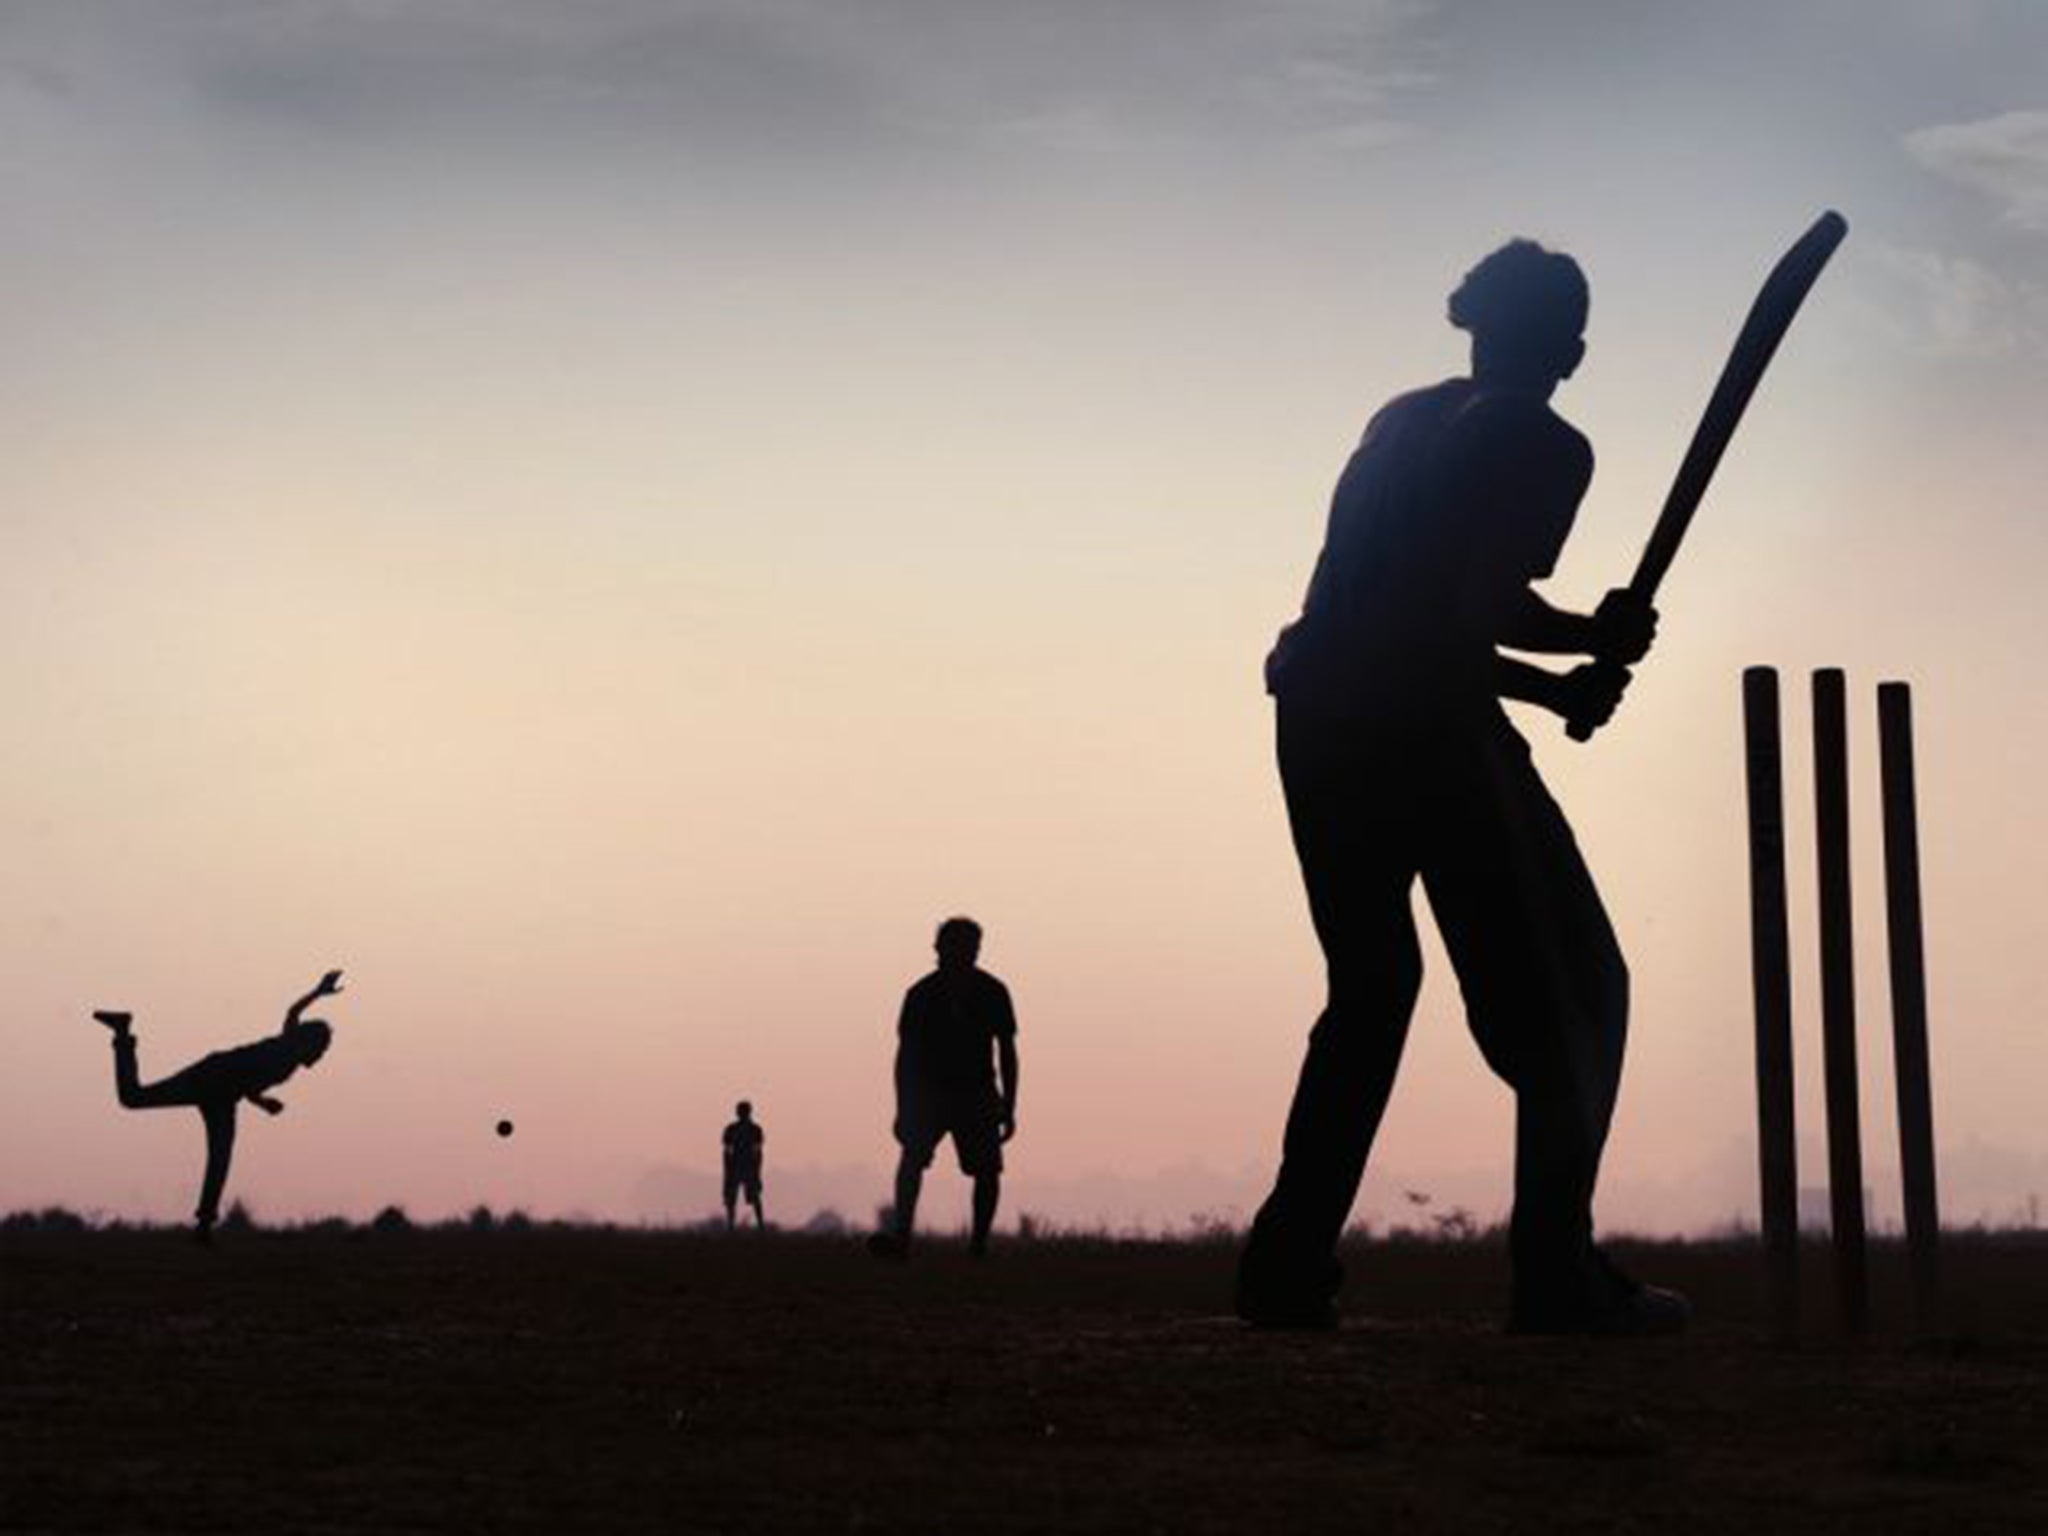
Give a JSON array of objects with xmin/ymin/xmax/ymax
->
[{"xmin": 1449, "ymin": 239, "xmax": 1588, "ymax": 387}]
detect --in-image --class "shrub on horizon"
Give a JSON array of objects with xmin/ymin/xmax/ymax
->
[
  {"xmin": 1, "ymin": 1206, "xmax": 91, "ymax": 1233},
  {"xmin": 1429, "ymin": 1207, "xmax": 1479, "ymax": 1243},
  {"xmin": 1182, "ymin": 1212, "xmax": 1243, "ymax": 1245}
]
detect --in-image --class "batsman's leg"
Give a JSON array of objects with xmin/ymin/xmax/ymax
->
[
  {"xmin": 1239, "ymin": 707, "xmax": 1424, "ymax": 1323},
  {"xmin": 1424, "ymin": 722, "xmax": 1664, "ymax": 1328}
]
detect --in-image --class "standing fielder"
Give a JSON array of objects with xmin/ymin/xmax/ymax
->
[
  {"xmin": 1237, "ymin": 241, "xmax": 1688, "ymax": 1335},
  {"xmin": 90, "ymin": 970, "xmax": 343, "ymax": 1241},
  {"xmin": 722, "ymin": 1100, "xmax": 766, "ymax": 1229},
  {"xmin": 870, "ymin": 917, "xmax": 1018, "ymax": 1259}
]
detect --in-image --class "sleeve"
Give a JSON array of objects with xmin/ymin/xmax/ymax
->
[
  {"xmin": 1520, "ymin": 426, "xmax": 1592, "ymax": 580},
  {"xmin": 991, "ymin": 981, "xmax": 1017, "ymax": 1039},
  {"xmin": 1435, "ymin": 400, "xmax": 1593, "ymax": 585}
]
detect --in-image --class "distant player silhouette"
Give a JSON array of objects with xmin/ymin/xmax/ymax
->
[
  {"xmin": 89, "ymin": 970, "xmax": 343, "ymax": 1242},
  {"xmin": 722, "ymin": 1100, "xmax": 766, "ymax": 1229},
  {"xmin": 869, "ymin": 917, "xmax": 1018, "ymax": 1259},
  {"xmin": 1238, "ymin": 241, "xmax": 1688, "ymax": 1335}
]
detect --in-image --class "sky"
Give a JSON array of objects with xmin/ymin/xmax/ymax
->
[{"xmin": 2, "ymin": 0, "xmax": 2044, "ymax": 1235}]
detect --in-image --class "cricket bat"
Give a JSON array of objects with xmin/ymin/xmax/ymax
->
[{"xmin": 1567, "ymin": 209, "xmax": 1848, "ymax": 741}]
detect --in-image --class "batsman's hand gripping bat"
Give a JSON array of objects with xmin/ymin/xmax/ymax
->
[{"xmin": 1567, "ymin": 209, "xmax": 1848, "ymax": 741}]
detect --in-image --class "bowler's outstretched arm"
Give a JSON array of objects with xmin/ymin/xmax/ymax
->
[{"xmin": 281, "ymin": 969, "xmax": 344, "ymax": 1033}]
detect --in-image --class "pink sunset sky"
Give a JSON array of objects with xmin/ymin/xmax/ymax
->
[{"xmin": 2, "ymin": 1, "xmax": 2044, "ymax": 1234}]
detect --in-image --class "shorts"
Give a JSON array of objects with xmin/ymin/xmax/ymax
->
[
  {"xmin": 724, "ymin": 1170, "xmax": 762, "ymax": 1203},
  {"xmin": 897, "ymin": 1086, "xmax": 1005, "ymax": 1177}
]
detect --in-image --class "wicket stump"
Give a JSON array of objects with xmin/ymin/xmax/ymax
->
[{"xmin": 1742, "ymin": 668, "xmax": 1941, "ymax": 1338}]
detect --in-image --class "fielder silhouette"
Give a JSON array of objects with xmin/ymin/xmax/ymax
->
[
  {"xmin": 722, "ymin": 1100, "xmax": 766, "ymax": 1229},
  {"xmin": 89, "ymin": 970, "xmax": 343, "ymax": 1241},
  {"xmin": 869, "ymin": 917, "xmax": 1019, "ymax": 1259},
  {"xmin": 1239, "ymin": 241, "xmax": 1688, "ymax": 1335}
]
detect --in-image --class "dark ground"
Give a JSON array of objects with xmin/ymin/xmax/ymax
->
[{"xmin": 2, "ymin": 1226, "xmax": 2043, "ymax": 1533}]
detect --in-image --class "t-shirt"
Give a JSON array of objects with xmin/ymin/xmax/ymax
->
[
  {"xmin": 1266, "ymin": 378, "xmax": 1593, "ymax": 724},
  {"xmin": 723, "ymin": 1120, "xmax": 764, "ymax": 1176},
  {"xmin": 897, "ymin": 969, "xmax": 1017, "ymax": 1093},
  {"xmin": 190, "ymin": 1035, "xmax": 304, "ymax": 1102}
]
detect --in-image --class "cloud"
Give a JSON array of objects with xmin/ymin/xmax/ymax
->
[
  {"xmin": 1905, "ymin": 108, "xmax": 2048, "ymax": 232},
  {"xmin": 1864, "ymin": 242, "xmax": 2048, "ymax": 358},
  {"xmin": 872, "ymin": 0, "xmax": 1433, "ymax": 150},
  {"xmin": 0, "ymin": 1, "xmax": 1432, "ymax": 163}
]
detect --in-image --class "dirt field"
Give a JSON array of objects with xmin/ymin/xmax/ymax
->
[{"xmin": 2, "ymin": 1226, "xmax": 2042, "ymax": 1533}]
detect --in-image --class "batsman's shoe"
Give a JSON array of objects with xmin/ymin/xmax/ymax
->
[
  {"xmin": 1510, "ymin": 1283, "xmax": 1691, "ymax": 1338},
  {"xmin": 1236, "ymin": 1290, "xmax": 1340, "ymax": 1332},
  {"xmin": 1234, "ymin": 1255, "xmax": 1344, "ymax": 1332},
  {"xmin": 1509, "ymin": 1251, "xmax": 1691, "ymax": 1338}
]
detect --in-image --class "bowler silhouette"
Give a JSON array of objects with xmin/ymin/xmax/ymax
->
[
  {"xmin": 89, "ymin": 970, "xmax": 343, "ymax": 1242},
  {"xmin": 1239, "ymin": 241, "xmax": 1687, "ymax": 1335}
]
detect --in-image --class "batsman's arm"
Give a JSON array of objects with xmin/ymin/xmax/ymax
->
[
  {"xmin": 1500, "ymin": 590, "xmax": 1598, "ymax": 655},
  {"xmin": 1498, "ymin": 656, "xmax": 1631, "ymax": 730},
  {"xmin": 1497, "ymin": 656, "xmax": 1570, "ymax": 711},
  {"xmin": 1503, "ymin": 588, "xmax": 1657, "ymax": 663}
]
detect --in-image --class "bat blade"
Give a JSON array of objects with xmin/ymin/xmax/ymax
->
[
  {"xmin": 1567, "ymin": 210, "xmax": 1847, "ymax": 742},
  {"xmin": 1629, "ymin": 209, "xmax": 1848, "ymax": 601}
]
